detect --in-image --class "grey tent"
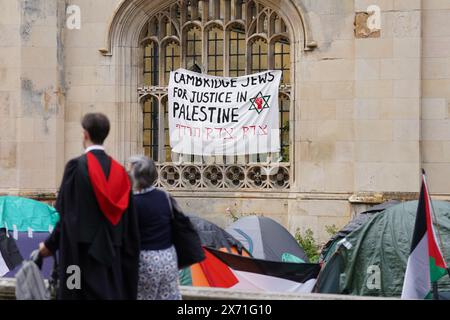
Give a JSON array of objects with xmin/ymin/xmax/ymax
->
[
  {"xmin": 179, "ymin": 216, "xmax": 249, "ymax": 286},
  {"xmin": 315, "ymin": 200, "xmax": 450, "ymax": 298},
  {"xmin": 226, "ymin": 215, "xmax": 308, "ymax": 263}
]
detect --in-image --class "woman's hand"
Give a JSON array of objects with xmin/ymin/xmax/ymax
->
[{"xmin": 39, "ymin": 242, "xmax": 52, "ymax": 257}]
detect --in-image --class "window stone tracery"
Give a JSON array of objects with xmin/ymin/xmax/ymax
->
[{"xmin": 137, "ymin": 0, "xmax": 292, "ymax": 190}]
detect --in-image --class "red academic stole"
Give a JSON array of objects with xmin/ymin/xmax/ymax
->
[{"xmin": 86, "ymin": 152, "xmax": 131, "ymax": 226}]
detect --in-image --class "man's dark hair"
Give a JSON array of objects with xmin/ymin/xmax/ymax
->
[{"xmin": 81, "ymin": 113, "xmax": 110, "ymax": 144}]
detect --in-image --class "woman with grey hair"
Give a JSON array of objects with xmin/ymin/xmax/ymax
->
[{"xmin": 129, "ymin": 155, "xmax": 181, "ymax": 300}]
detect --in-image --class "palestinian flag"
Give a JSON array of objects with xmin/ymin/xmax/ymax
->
[
  {"xmin": 401, "ymin": 172, "xmax": 449, "ymax": 299},
  {"xmin": 202, "ymin": 247, "xmax": 320, "ymax": 293}
]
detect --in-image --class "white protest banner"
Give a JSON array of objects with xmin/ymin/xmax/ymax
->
[{"xmin": 168, "ymin": 68, "xmax": 281, "ymax": 156}]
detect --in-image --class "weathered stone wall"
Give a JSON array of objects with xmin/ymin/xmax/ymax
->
[
  {"xmin": 0, "ymin": 0, "xmax": 21, "ymax": 192},
  {"xmin": 298, "ymin": 0, "xmax": 422, "ymax": 194},
  {"xmin": 63, "ymin": 0, "xmax": 122, "ymax": 162},
  {"xmin": 0, "ymin": 0, "xmax": 66, "ymax": 193},
  {"xmin": 1, "ymin": 0, "xmax": 450, "ymax": 243},
  {"xmin": 421, "ymin": 0, "xmax": 450, "ymax": 193}
]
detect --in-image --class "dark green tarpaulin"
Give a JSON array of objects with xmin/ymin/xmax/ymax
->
[{"xmin": 317, "ymin": 200, "xmax": 450, "ymax": 297}]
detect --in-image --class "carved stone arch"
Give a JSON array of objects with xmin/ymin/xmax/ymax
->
[
  {"xmin": 247, "ymin": 33, "xmax": 268, "ymax": 44},
  {"xmin": 225, "ymin": 20, "xmax": 246, "ymax": 32},
  {"xmin": 102, "ymin": 0, "xmax": 315, "ymax": 56},
  {"xmin": 279, "ymin": 90, "xmax": 291, "ymax": 100},
  {"xmin": 182, "ymin": 20, "xmax": 203, "ymax": 48},
  {"xmin": 205, "ymin": 20, "xmax": 225, "ymax": 31},
  {"xmin": 160, "ymin": 36, "xmax": 181, "ymax": 47},
  {"xmin": 269, "ymin": 33, "xmax": 289, "ymax": 45},
  {"xmin": 140, "ymin": 92, "xmax": 160, "ymax": 103},
  {"xmin": 182, "ymin": 20, "xmax": 203, "ymax": 33},
  {"xmin": 101, "ymin": 0, "xmax": 315, "ymax": 168},
  {"xmin": 140, "ymin": 35, "xmax": 159, "ymax": 47}
]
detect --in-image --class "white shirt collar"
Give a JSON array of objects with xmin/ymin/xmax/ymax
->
[
  {"xmin": 84, "ymin": 145, "xmax": 105, "ymax": 154},
  {"xmin": 134, "ymin": 186, "xmax": 156, "ymax": 195}
]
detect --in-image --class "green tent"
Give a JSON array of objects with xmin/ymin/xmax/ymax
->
[
  {"xmin": 316, "ymin": 200, "xmax": 450, "ymax": 298},
  {"xmin": 0, "ymin": 196, "xmax": 59, "ymax": 232}
]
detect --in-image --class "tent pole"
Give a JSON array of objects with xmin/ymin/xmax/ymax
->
[{"xmin": 432, "ymin": 282, "xmax": 439, "ymax": 300}]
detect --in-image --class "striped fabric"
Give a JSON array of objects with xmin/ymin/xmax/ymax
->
[{"xmin": 203, "ymin": 247, "xmax": 320, "ymax": 293}]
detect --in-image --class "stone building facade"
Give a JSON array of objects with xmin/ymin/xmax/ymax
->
[{"xmin": 1, "ymin": 0, "xmax": 450, "ymax": 242}]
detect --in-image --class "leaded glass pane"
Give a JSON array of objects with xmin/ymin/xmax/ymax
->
[
  {"xmin": 207, "ymin": 27, "xmax": 224, "ymax": 76},
  {"xmin": 164, "ymin": 42, "xmax": 180, "ymax": 85},
  {"xmin": 162, "ymin": 99, "xmax": 172, "ymax": 162},
  {"xmin": 143, "ymin": 97, "xmax": 159, "ymax": 161},
  {"xmin": 279, "ymin": 94, "xmax": 290, "ymax": 162},
  {"xmin": 141, "ymin": 1, "xmax": 292, "ymax": 171},
  {"xmin": 186, "ymin": 26, "xmax": 202, "ymax": 69},
  {"xmin": 229, "ymin": 26, "xmax": 245, "ymax": 77},
  {"xmin": 251, "ymin": 38, "xmax": 267, "ymax": 73},
  {"xmin": 274, "ymin": 40, "xmax": 290, "ymax": 85},
  {"xmin": 143, "ymin": 42, "xmax": 158, "ymax": 86}
]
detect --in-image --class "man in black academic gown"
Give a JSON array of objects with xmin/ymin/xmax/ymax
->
[{"xmin": 39, "ymin": 113, "xmax": 140, "ymax": 300}]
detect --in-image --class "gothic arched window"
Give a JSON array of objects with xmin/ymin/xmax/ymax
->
[{"xmin": 139, "ymin": 0, "xmax": 292, "ymax": 190}]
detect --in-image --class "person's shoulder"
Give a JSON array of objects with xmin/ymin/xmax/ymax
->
[
  {"xmin": 59, "ymin": 155, "xmax": 84, "ymax": 182},
  {"xmin": 133, "ymin": 188, "xmax": 165, "ymax": 201},
  {"xmin": 152, "ymin": 188, "xmax": 170, "ymax": 198},
  {"xmin": 152, "ymin": 187, "xmax": 164, "ymax": 194},
  {"xmin": 68, "ymin": 154, "xmax": 84, "ymax": 163},
  {"xmin": 65, "ymin": 155, "xmax": 84, "ymax": 170}
]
